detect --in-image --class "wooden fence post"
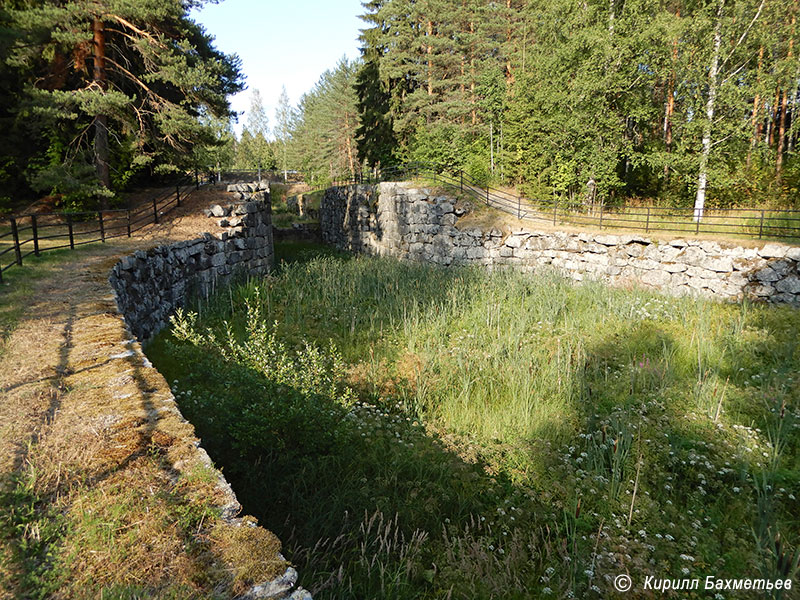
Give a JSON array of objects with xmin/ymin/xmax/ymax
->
[
  {"xmin": 31, "ymin": 215, "xmax": 40, "ymax": 256},
  {"xmin": 599, "ymin": 203, "xmax": 604, "ymax": 229},
  {"xmin": 553, "ymin": 199, "xmax": 558, "ymax": 226},
  {"xmin": 98, "ymin": 211, "xmax": 105, "ymax": 242},
  {"xmin": 127, "ymin": 210, "xmax": 131, "ymax": 237},
  {"xmin": 153, "ymin": 196, "xmax": 159, "ymax": 224},
  {"xmin": 10, "ymin": 217, "xmax": 22, "ymax": 266},
  {"xmin": 176, "ymin": 185, "xmax": 181, "ymax": 207},
  {"xmin": 645, "ymin": 207, "xmax": 651, "ymax": 233},
  {"xmin": 67, "ymin": 214, "xmax": 75, "ymax": 249},
  {"xmin": 759, "ymin": 210, "xmax": 765, "ymax": 239}
]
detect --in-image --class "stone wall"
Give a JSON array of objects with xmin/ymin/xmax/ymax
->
[
  {"xmin": 107, "ymin": 190, "xmax": 314, "ymax": 599},
  {"xmin": 109, "ymin": 193, "xmax": 274, "ymax": 341},
  {"xmin": 321, "ymin": 183, "xmax": 800, "ymax": 306}
]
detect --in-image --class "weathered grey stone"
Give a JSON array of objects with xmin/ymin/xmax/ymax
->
[
  {"xmin": 641, "ymin": 270, "xmax": 671, "ymax": 287},
  {"xmin": 678, "ymin": 245, "xmax": 707, "ymax": 266},
  {"xmin": 110, "ymin": 190, "xmax": 273, "ymax": 343},
  {"xmin": 505, "ymin": 234, "xmax": 526, "ymax": 249},
  {"xmin": 210, "ymin": 204, "xmax": 226, "ymax": 217},
  {"xmin": 624, "ymin": 244, "xmax": 644, "ymax": 257},
  {"xmin": 733, "ymin": 256, "xmax": 767, "ymax": 271},
  {"xmin": 663, "ymin": 262, "xmax": 688, "ymax": 273},
  {"xmin": 770, "ymin": 259, "xmax": 794, "ymax": 278},
  {"xmin": 755, "ymin": 267, "xmax": 781, "ymax": 283},
  {"xmin": 748, "ymin": 283, "xmax": 776, "ymax": 297},
  {"xmin": 670, "ymin": 272, "xmax": 690, "ymax": 287},
  {"xmin": 776, "ymin": 275, "xmax": 800, "ymax": 295},
  {"xmin": 698, "ymin": 241, "xmax": 722, "ymax": 254},
  {"xmin": 759, "ymin": 243, "xmax": 788, "ymax": 258},
  {"xmin": 594, "ymin": 234, "xmax": 620, "ymax": 245},
  {"xmin": 699, "ymin": 255, "xmax": 734, "ymax": 272},
  {"xmin": 773, "ymin": 292, "xmax": 799, "ymax": 305},
  {"xmin": 635, "ymin": 258, "xmax": 661, "ymax": 270},
  {"xmin": 245, "ymin": 567, "xmax": 299, "ymax": 599}
]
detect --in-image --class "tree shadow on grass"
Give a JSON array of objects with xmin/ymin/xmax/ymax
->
[{"xmin": 151, "ymin": 327, "xmax": 572, "ymax": 600}]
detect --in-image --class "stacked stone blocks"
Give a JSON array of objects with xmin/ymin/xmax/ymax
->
[
  {"xmin": 321, "ymin": 183, "xmax": 800, "ymax": 306},
  {"xmin": 110, "ymin": 192, "xmax": 274, "ymax": 341}
]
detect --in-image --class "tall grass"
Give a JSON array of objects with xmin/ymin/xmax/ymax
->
[{"xmin": 148, "ymin": 244, "xmax": 800, "ymax": 599}]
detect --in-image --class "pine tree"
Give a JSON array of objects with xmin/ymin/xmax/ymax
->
[
  {"xmin": 244, "ymin": 89, "xmax": 275, "ymax": 178},
  {"xmin": 3, "ymin": 0, "xmax": 243, "ymax": 206},
  {"xmin": 355, "ymin": 0, "xmax": 398, "ymax": 169},
  {"xmin": 275, "ymin": 85, "xmax": 294, "ymax": 181},
  {"xmin": 348, "ymin": 0, "xmax": 800, "ymax": 207},
  {"xmin": 291, "ymin": 58, "xmax": 361, "ymax": 186}
]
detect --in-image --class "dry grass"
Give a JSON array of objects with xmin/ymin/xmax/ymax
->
[{"xmin": 0, "ymin": 184, "xmax": 286, "ymax": 599}]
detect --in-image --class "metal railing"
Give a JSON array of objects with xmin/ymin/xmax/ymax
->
[
  {"xmin": 0, "ymin": 176, "xmax": 198, "ymax": 283},
  {"xmin": 329, "ymin": 163, "xmax": 800, "ymax": 243}
]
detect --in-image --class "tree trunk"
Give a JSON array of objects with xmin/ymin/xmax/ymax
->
[
  {"xmin": 505, "ymin": 0, "xmax": 515, "ymax": 84},
  {"xmin": 747, "ymin": 45, "xmax": 765, "ymax": 168},
  {"xmin": 470, "ymin": 20, "xmax": 476, "ymax": 125},
  {"xmin": 427, "ymin": 20, "xmax": 434, "ymax": 97},
  {"xmin": 344, "ymin": 112, "xmax": 355, "ymax": 176},
  {"xmin": 609, "ymin": 0, "xmax": 615, "ymax": 34},
  {"xmin": 768, "ymin": 86, "xmax": 781, "ymax": 147},
  {"xmin": 93, "ymin": 17, "xmax": 111, "ymax": 206},
  {"xmin": 500, "ymin": 121, "xmax": 504, "ymax": 180},
  {"xmin": 490, "ymin": 122, "xmax": 494, "ymax": 174},
  {"xmin": 777, "ymin": 12, "xmax": 796, "ymax": 181},
  {"xmin": 283, "ymin": 141, "xmax": 287, "ymax": 182},
  {"xmin": 777, "ymin": 89, "xmax": 789, "ymax": 179},
  {"xmin": 663, "ymin": 9, "xmax": 679, "ymax": 177},
  {"xmin": 694, "ymin": 0, "xmax": 725, "ymax": 222},
  {"xmin": 789, "ymin": 77, "xmax": 800, "ymax": 153}
]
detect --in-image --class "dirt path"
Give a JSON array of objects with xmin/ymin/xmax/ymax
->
[{"xmin": 0, "ymin": 185, "xmax": 286, "ymax": 598}]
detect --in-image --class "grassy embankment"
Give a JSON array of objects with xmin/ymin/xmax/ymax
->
[
  {"xmin": 0, "ymin": 247, "xmax": 286, "ymax": 599},
  {"xmin": 148, "ymin": 241, "xmax": 800, "ymax": 599}
]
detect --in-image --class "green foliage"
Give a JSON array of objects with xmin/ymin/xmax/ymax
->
[
  {"xmin": 166, "ymin": 304, "xmax": 353, "ymax": 462},
  {"xmin": 352, "ymin": 0, "xmax": 800, "ymax": 208},
  {"xmin": 194, "ymin": 112, "xmax": 237, "ymax": 174},
  {"xmin": 0, "ymin": 471, "xmax": 69, "ymax": 598},
  {"xmin": 289, "ymin": 59, "xmax": 361, "ymax": 187},
  {"xmin": 0, "ymin": 0, "xmax": 243, "ymax": 209},
  {"xmin": 233, "ymin": 89, "xmax": 276, "ymax": 172}
]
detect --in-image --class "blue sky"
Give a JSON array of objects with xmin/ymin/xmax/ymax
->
[{"xmin": 191, "ymin": 0, "xmax": 366, "ymax": 135}]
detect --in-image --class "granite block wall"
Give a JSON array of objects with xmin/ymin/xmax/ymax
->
[
  {"xmin": 321, "ymin": 183, "xmax": 800, "ymax": 306},
  {"xmin": 110, "ymin": 193, "xmax": 274, "ymax": 341}
]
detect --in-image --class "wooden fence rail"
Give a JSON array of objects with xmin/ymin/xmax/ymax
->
[{"xmin": 0, "ymin": 177, "xmax": 199, "ymax": 284}]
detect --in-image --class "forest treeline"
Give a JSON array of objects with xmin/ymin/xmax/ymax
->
[
  {"xmin": 286, "ymin": 0, "xmax": 800, "ymax": 210},
  {"xmin": 2, "ymin": 0, "xmax": 798, "ymax": 212},
  {"xmin": 0, "ymin": 0, "xmax": 242, "ymax": 211}
]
